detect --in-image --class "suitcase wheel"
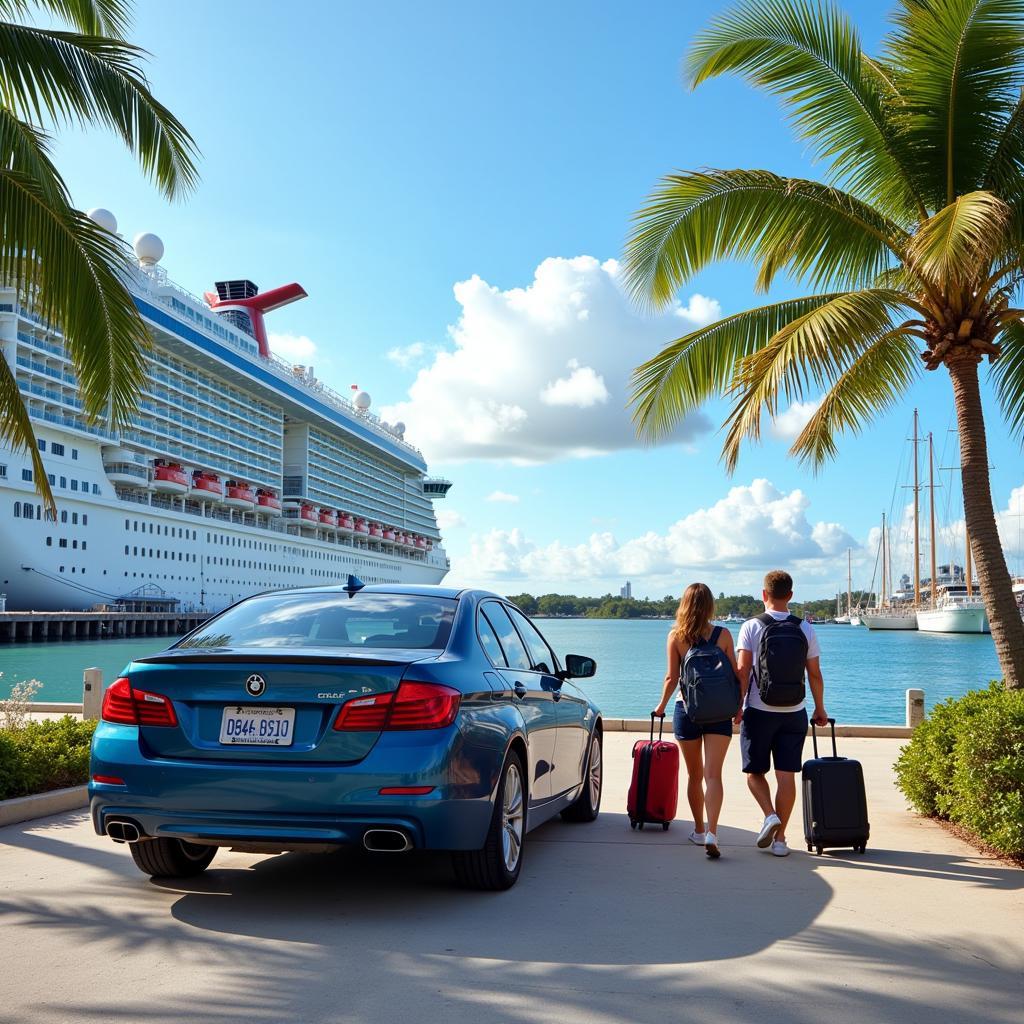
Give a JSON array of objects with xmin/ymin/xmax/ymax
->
[
  {"xmin": 661, "ymin": 822, "xmax": 669, "ymax": 832},
  {"xmin": 629, "ymin": 820, "xmax": 637, "ymax": 831},
  {"xmin": 638, "ymin": 822, "xmax": 644, "ymax": 831},
  {"xmin": 806, "ymin": 845, "xmax": 813, "ymax": 853},
  {"xmin": 857, "ymin": 844, "xmax": 867, "ymax": 854},
  {"xmin": 815, "ymin": 846, "xmax": 823, "ymax": 856}
]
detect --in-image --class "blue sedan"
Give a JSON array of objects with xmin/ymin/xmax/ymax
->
[{"xmin": 89, "ymin": 582, "xmax": 603, "ymax": 889}]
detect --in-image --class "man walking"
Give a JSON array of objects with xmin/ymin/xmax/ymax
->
[{"xmin": 735, "ymin": 570, "xmax": 828, "ymax": 857}]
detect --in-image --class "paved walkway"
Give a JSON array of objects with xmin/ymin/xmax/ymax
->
[{"xmin": 0, "ymin": 735, "xmax": 1020, "ymax": 1024}]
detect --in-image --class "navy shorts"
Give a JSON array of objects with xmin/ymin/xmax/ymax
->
[
  {"xmin": 740, "ymin": 707, "xmax": 808, "ymax": 774},
  {"xmin": 673, "ymin": 701, "xmax": 734, "ymax": 742}
]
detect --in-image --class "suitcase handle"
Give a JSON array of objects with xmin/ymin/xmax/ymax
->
[
  {"xmin": 811, "ymin": 717, "xmax": 838, "ymax": 759},
  {"xmin": 649, "ymin": 711, "xmax": 665, "ymax": 743}
]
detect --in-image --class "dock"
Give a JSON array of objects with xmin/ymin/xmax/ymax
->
[{"xmin": 0, "ymin": 610, "xmax": 209, "ymax": 643}]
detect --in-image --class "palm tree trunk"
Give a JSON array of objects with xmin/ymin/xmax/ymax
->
[{"xmin": 947, "ymin": 353, "xmax": 1024, "ymax": 690}]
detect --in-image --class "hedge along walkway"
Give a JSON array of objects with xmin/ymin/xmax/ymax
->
[{"xmin": 0, "ymin": 735, "xmax": 1020, "ymax": 1024}]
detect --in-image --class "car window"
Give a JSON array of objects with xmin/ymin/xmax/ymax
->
[
  {"xmin": 177, "ymin": 592, "xmax": 457, "ymax": 650},
  {"xmin": 482, "ymin": 603, "xmax": 532, "ymax": 670},
  {"xmin": 477, "ymin": 610, "xmax": 508, "ymax": 666},
  {"xmin": 507, "ymin": 607, "xmax": 557, "ymax": 674}
]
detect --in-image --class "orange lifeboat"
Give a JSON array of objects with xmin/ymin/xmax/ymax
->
[
  {"xmin": 414, "ymin": 536, "xmax": 427, "ymax": 550},
  {"xmin": 300, "ymin": 503, "xmax": 318, "ymax": 523},
  {"xmin": 338, "ymin": 513, "xmax": 355, "ymax": 532},
  {"xmin": 224, "ymin": 480, "xmax": 256, "ymax": 509},
  {"xmin": 256, "ymin": 489, "xmax": 282, "ymax": 516},
  {"xmin": 383, "ymin": 526, "xmax": 396, "ymax": 542},
  {"xmin": 153, "ymin": 461, "xmax": 189, "ymax": 494},
  {"xmin": 319, "ymin": 508, "xmax": 338, "ymax": 528},
  {"xmin": 369, "ymin": 523, "xmax": 384, "ymax": 539},
  {"xmin": 192, "ymin": 470, "xmax": 224, "ymax": 499},
  {"xmin": 354, "ymin": 518, "xmax": 370, "ymax": 535}
]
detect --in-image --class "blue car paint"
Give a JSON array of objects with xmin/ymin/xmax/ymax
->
[{"xmin": 89, "ymin": 586, "xmax": 601, "ymax": 853}]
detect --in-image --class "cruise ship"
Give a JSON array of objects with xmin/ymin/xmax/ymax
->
[{"xmin": 0, "ymin": 211, "xmax": 451, "ymax": 612}]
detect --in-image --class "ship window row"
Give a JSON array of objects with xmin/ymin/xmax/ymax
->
[
  {"xmin": 123, "ymin": 428, "xmax": 277, "ymax": 480},
  {"xmin": 13, "ymin": 502, "xmax": 89, "ymax": 526},
  {"xmin": 16, "ymin": 355, "xmax": 78, "ymax": 388},
  {"xmin": 307, "ymin": 435, "xmax": 406, "ymax": 485},
  {"xmin": 126, "ymin": 423, "xmax": 278, "ymax": 474},
  {"xmin": 124, "ymin": 546, "xmax": 197, "ymax": 562},
  {"xmin": 165, "ymin": 296, "xmax": 260, "ymax": 355},
  {"xmin": 148, "ymin": 348, "xmax": 279, "ymax": 417},
  {"xmin": 44, "ymin": 473, "xmax": 99, "ymax": 495},
  {"xmin": 134, "ymin": 399, "xmax": 280, "ymax": 460},
  {"xmin": 141, "ymin": 378, "xmax": 281, "ymax": 437},
  {"xmin": 45, "ymin": 537, "xmax": 87, "ymax": 550},
  {"xmin": 125, "ymin": 519, "xmax": 198, "ymax": 541}
]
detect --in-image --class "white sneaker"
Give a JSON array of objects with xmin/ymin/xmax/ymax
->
[
  {"xmin": 688, "ymin": 829, "xmax": 706, "ymax": 845},
  {"xmin": 771, "ymin": 839, "xmax": 790, "ymax": 857},
  {"xmin": 756, "ymin": 813, "xmax": 782, "ymax": 848},
  {"xmin": 705, "ymin": 832, "xmax": 721, "ymax": 859}
]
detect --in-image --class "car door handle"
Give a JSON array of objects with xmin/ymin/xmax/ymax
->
[
  {"xmin": 552, "ymin": 688, "xmax": 562, "ymax": 701},
  {"xmin": 513, "ymin": 681, "xmax": 527, "ymax": 699}
]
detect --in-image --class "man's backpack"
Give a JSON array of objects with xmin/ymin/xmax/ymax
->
[
  {"xmin": 755, "ymin": 613, "xmax": 808, "ymax": 706},
  {"xmin": 681, "ymin": 626, "xmax": 741, "ymax": 724}
]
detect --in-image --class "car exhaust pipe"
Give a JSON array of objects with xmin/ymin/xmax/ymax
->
[
  {"xmin": 362, "ymin": 828, "xmax": 412, "ymax": 852},
  {"xmin": 106, "ymin": 819, "xmax": 142, "ymax": 844}
]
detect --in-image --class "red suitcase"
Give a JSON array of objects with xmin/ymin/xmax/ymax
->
[{"xmin": 628, "ymin": 714, "xmax": 679, "ymax": 830}]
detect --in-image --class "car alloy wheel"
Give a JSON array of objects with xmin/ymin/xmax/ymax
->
[
  {"xmin": 587, "ymin": 734, "xmax": 602, "ymax": 809},
  {"xmin": 501, "ymin": 761, "xmax": 525, "ymax": 872}
]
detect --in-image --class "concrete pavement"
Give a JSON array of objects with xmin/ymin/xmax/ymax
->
[{"xmin": 0, "ymin": 735, "xmax": 1020, "ymax": 1024}]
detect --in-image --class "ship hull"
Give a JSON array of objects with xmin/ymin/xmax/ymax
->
[
  {"xmin": 861, "ymin": 612, "xmax": 918, "ymax": 630},
  {"xmin": 916, "ymin": 607, "xmax": 990, "ymax": 634}
]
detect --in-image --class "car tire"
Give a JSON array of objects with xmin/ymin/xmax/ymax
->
[
  {"xmin": 561, "ymin": 730, "xmax": 602, "ymax": 823},
  {"xmin": 452, "ymin": 749, "xmax": 526, "ymax": 891},
  {"xmin": 129, "ymin": 838, "xmax": 217, "ymax": 878}
]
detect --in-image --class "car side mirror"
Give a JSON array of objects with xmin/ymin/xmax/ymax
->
[{"xmin": 563, "ymin": 654, "xmax": 596, "ymax": 679}]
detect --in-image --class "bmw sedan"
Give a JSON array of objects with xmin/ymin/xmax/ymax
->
[{"xmin": 89, "ymin": 582, "xmax": 603, "ymax": 890}]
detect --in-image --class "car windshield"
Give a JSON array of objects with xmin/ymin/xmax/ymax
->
[{"xmin": 177, "ymin": 592, "xmax": 457, "ymax": 650}]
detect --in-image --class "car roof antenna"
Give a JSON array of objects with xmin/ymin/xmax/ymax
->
[{"xmin": 344, "ymin": 575, "xmax": 365, "ymax": 598}]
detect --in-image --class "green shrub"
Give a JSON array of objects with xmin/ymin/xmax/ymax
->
[
  {"xmin": 895, "ymin": 683, "xmax": 1024, "ymax": 857},
  {"xmin": 0, "ymin": 717, "xmax": 97, "ymax": 800}
]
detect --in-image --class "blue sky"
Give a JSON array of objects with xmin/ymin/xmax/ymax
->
[{"xmin": 49, "ymin": 0, "xmax": 1024, "ymax": 599}]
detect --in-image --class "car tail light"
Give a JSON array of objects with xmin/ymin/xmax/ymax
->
[
  {"xmin": 379, "ymin": 786, "xmax": 435, "ymax": 796},
  {"xmin": 101, "ymin": 677, "xmax": 178, "ymax": 727},
  {"xmin": 333, "ymin": 692, "xmax": 394, "ymax": 731},
  {"xmin": 332, "ymin": 681, "xmax": 461, "ymax": 731},
  {"xmin": 91, "ymin": 774, "xmax": 125, "ymax": 786},
  {"xmin": 387, "ymin": 681, "xmax": 461, "ymax": 730}
]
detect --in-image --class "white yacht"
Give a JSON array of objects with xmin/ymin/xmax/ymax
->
[
  {"xmin": 917, "ymin": 585, "xmax": 990, "ymax": 634},
  {"xmin": 0, "ymin": 211, "xmax": 451, "ymax": 612}
]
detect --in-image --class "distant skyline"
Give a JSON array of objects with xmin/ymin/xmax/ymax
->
[{"xmin": 48, "ymin": 0, "xmax": 1024, "ymax": 599}]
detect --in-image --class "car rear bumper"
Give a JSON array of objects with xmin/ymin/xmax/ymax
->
[{"xmin": 89, "ymin": 722, "xmax": 498, "ymax": 851}]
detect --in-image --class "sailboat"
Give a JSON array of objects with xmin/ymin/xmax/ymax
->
[
  {"xmin": 862, "ymin": 411, "xmax": 922, "ymax": 630},
  {"xmin": 916, "ymin": 431, "xmax": 990, "ymax": 634},
  {"xmin": 835, "ymin": 550, "xmax": 860, "ymax": 624}
]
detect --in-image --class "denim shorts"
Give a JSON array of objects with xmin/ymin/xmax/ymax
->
[
  {"xmin": 740, "ymin": 706, "xmax": 808, "ymax": 773},
  {"xmin": 673, "ymin": 700, "xmax": 734, "ymax": 742}
]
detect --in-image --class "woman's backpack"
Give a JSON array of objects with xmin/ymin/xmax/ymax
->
[{"xmin": 681, "ymin": 626, "xmax": 740, "ymax": 724}]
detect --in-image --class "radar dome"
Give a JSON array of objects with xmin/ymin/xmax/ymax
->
[
  {"xmin": 353, "ymin": 391, "xmax": 372, "ymax": 411},
  {"xmin": 133, "ymin": 232, "xmax": 164, "ymax": 266},
  {"xmin": 87, "ymin": 208, "xmax": 117, "ymax": 234}
]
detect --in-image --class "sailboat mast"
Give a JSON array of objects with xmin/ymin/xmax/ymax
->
[
  {"xmin": 913, "ymin": 409, "xmax": 920, "ymax": 606},
  {"xmin": 929, "ymin": 432, "xmax": 937, "ymax": 609},
  {"xmin": 881, "ymin": 512, "xmax": 887, "ymax": 607},
  {"xmin": 847, "ymin": 548, "xmax": 852, "ymax": 616}
]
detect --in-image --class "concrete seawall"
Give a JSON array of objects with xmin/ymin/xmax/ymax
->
[{"xmin": 0, "ymin": 610, "xmax": 208, "ymax": 643}]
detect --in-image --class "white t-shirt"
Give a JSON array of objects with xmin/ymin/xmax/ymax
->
[{"xmin": 737, "ymin": 610, "xmax": 820, "ymax": 713}]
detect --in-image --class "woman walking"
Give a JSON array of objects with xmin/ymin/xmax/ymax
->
[{"xmin": 653, "ymin": 583, "xmax": 738, "ymax": 858}]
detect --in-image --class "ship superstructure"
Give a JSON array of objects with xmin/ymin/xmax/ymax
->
[{"xmin": 0, "ymin": 211, "xmax": 450, "ymax": 611}]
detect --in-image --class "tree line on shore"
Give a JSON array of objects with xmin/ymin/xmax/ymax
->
[{"xmin": 506, "ymin": 592, "xmax": 857, "ymax": 621}]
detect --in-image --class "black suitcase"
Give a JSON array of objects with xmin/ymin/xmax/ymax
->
[{"xmin": 802, "ymin": 718, "xmax": 869, "ymax": 855}]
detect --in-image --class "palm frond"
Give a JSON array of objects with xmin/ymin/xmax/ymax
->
[
  {"xmin": 0, "ymin": 0, "xmax": 131, "ymax": 38},
  {"xmin": 720, "ymin": 288, "xmax": 911, "ymax": 470},
  {"xmin": 0, "ymin": 165, "xmax": 148, "ymax": 428},
  {"xmin": 983, "ymin": 88, "xmax": 1024, "ymax": 197},
  {"xmin": 885, "ymin": 0, "xmax": 1024, "ymax": 208},
  {"xmin": 907, "ymin": 190, "xmax": 1010, "ymax": 285},
  {"xmin": 0, "ymin": 107, "xmax": 68, "ymax": 203},
  {"xmin": 0, "ymin": 341, "xmax": 54, "ymax": 513},
  {"xmin": 631, "ymin": 293, "xmax": 846, "ymax": 441},
  {"xmin": 624, "ymin": 168, "xmax": 904, "ymax": 307},
  {"xmin": 790, "ymin": 330, "xmax": 920, "ymax": 466},
  {"xmin": 991, "ymin": 317, "xmax": 1024, "ymax": 437},
  {"xmin": 0, "ymin": 22, "xmax": 199, "ymax": 197},
  {"xmin": 687, "ymin": 0, "xmax": 923, "ymax": 220}
]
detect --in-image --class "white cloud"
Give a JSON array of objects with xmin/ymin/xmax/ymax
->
[
  {"xmin": 269, "ymin": 332, "xmax": 318, "ymax": 363},
  {"xmin": 435, "ymin": 509, "xmax": 466, "ymax": 530},
  {"xmin": 540, "ymin": 359, "xmax": 609, "ymax": 408},
  {"xmin": 771, "ymin": 399, "xmax": 823, "ymax": 441},
  {"xmin": 449, "ymin": 479, "xmax": 857, "ymax": 589},
  {"xmin": 380, "ymin": 256, "xmax": 718, "ymax": 462},
  {"xmin": 387, "ymin": 341, "xmax": 429, "ymax": 369},
  {"xmin": 486, "ymin": 490, "xmax": 520, "ymax": 504}
]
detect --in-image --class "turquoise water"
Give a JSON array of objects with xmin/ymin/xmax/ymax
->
[{"xmin": 0, "ymin": 618, "xmax": 1003, "ymax": 724}]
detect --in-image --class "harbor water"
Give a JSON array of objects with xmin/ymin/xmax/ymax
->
[{"xmin": 0, "ymin": 617, "xmax": 1003, "ymax": 725}]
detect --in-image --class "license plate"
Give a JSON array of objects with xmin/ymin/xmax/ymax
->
[{"xmin": 219, "ymin": 706, "xmax": 295, "ymax": 746}]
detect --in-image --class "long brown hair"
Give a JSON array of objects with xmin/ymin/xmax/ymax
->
[{"xmin": 673, "ymin": 582, "xmax": 715, "ymax": 648}]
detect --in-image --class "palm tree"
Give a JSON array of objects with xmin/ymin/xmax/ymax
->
[
  {"xmin": 1, "ymin": 0, "xmax": 198, "ymax": 510},
  {"xmin": 625, "ymin": 0, "xmax": 1024, "ymax": 689}
]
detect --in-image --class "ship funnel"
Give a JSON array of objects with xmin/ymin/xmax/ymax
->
[{"xmin": 203, "ymin": 281, "xmax": 308, "ymax": 358}]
